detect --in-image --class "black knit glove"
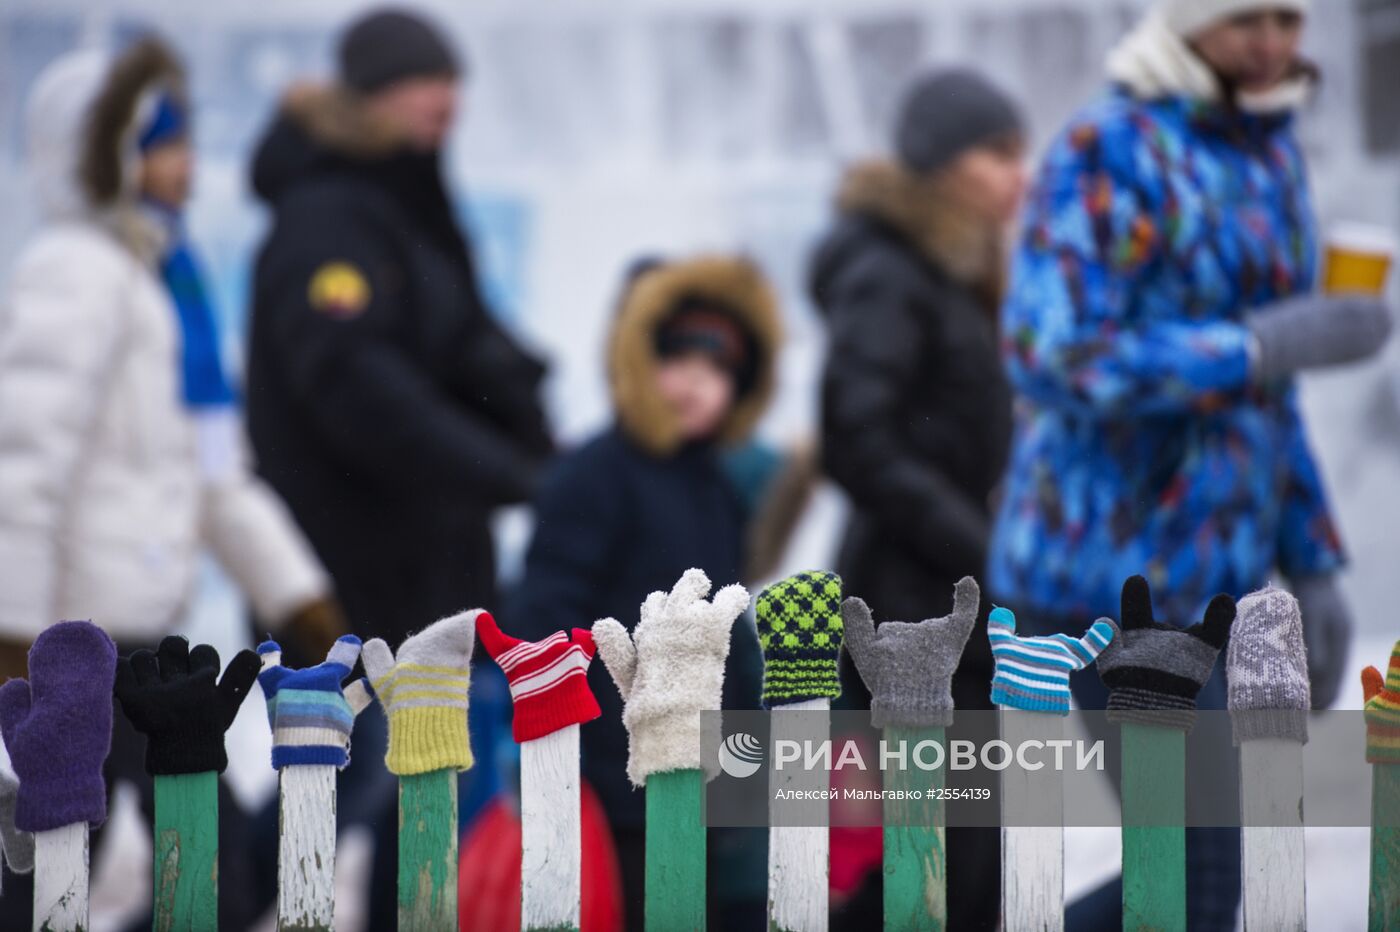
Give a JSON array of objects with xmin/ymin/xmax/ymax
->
[
  {"xmin": 115, "ymin": 636, "xmax": 262, "ymax": 776},
  {"xmin": 1095, "ymin": 576, "xmax": 1236, "ymax": 731}
]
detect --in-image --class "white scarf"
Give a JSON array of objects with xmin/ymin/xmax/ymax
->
[{"xmin": 1105, "ymin": 9, "xmax": 1312, "ymax": 113}]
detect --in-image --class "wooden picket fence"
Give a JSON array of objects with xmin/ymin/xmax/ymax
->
[{"xmin": 21, "ymin": 708, "xmax": 1396, "ymax": 932}]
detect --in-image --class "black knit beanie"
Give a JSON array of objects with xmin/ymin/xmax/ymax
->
[
  {"xmin": 895, "ymin": 68, "xmax": 1024, "ymax": 175},
  {"xmin": 655, "ymin": 296, "xmax": 760, "ymax": 398},
  {"xmin": 338, "ymin": 8, "xmax": 461, "ymax": 94}
]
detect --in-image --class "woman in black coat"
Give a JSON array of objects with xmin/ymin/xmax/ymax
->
[{"xmin": 810, "ymin": 68, "xmax": 1028, "ymax": 931}]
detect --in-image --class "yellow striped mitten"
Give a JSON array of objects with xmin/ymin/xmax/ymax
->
[
  {"xmin": 1363, "ymin": 640, "xmax": 1400, "ymax": 765},
  {"xmin": 362, "ymin": 611, "xmax": 478, "ymax": 775}
]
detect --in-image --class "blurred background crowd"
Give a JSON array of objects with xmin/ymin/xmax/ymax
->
[{"xmin": 0, "ymin": 0, "xmax": 1398, "ymax": 929}]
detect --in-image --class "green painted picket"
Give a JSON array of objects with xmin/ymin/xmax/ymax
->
[
  {"xmin": 882, "ymin": 725, "xmax": 946, "ymax": 931},
  {"xmin": 153, "ymin": 771, "xmax": 219, "ymax": 932},
  {"xmin": 1121, "ymin": 722, "xmax": 1187, "ymax": 932},
  {"xmin": 398, "ymin": 769, "xmax": 459, "ymax": 931},
  {"xmin": 645, "ymin": 768, "xmax": 706, "ymax": 931}
]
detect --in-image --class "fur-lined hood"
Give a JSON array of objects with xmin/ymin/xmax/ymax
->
[
  {"xmin": 23, "ymin": 38, "xmax": 182, "ymax": 256},
  {"xmin": 250, "ymin": 83, "xmax": 412, "ymax": 204},
  {"xmin": 280, "ymin": 82, "xmax": 404, "ymax": 159},
  {"xmin": 608, "ymin": 256, "xmax": 783, "ymax": 456},
  {"xmin": 834, "ymin": 158, "xmax": 1003, "ymax": 286}
]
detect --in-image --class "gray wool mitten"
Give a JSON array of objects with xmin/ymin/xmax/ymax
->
[
  {"xmin": 0, "ymin": 759, "xmax": 33, "ymax": 875},
  {"xmin": 1227, "ymin": 586, "xmax": 1310, "ymax": 745},
  {"xmin": 1095, "ymin": 575, "xmax": 1236, "ymax": 731},
  {"xmin": 593, "ymin": 569, "xmax": 750, "ymax": 786},
  {"xmin": 842, "ymin": 577, "xmax": 980, "ymax": 729},
  {"xmin": 1247, "ymin": 293, "xmax": 1393, "ymax": 382}
]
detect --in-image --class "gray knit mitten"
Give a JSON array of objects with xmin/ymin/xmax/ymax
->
[
  {"xmin": 1247, "ymin": 294, "xmax": 1392, "ymax": 382},
  {"xmin": 593, "ymin": 569, "xmax": 750, "ymax": 786},
  {"xmin": 842, "ymin": 577, "xmax": 980, "ymax": 729},
  {"xmin": 1096, "ymin": 576, "xmax": 1236, "ymax": 731},
  {"xmin": 1227, "ymin": 586, "xmax": 1310, "ymax": 745},
  {"xmin": 0, "ymin": 760, "xmax": 32, "ymax": 874}
]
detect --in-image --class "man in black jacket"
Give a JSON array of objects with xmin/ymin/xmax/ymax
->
[
  {"xmin": 244, "ymin": 10, "xmax": 552, "ymax": 925},
  {"xmin": 246, "ymin": 8, "xmax": 552, "ymax": 649}
]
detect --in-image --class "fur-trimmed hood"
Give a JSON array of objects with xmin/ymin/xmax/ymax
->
[
  {"xmin": 608, "ymin": 256, "xmax": 783, "ymax": 456},
  {"xmin": 809, "ymin": 159, "xmax": 1006, "ymax": 321},
  {"xmin": 836, "ymin": 158, "xmax": 1003, "ymax": 286},
  {"xmin": 251, "ymin": 83, "xmax": 411, "ymax": 204},
  {"xmin": 23, "ymin": 38, "xmax": 183, "ymax": 255}
]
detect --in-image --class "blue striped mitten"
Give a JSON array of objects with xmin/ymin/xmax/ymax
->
[
  {"xmin": 988, "ymin": 607, "xmax": 1115, "ymax": 715},
  {"xmin": 256, "ymin": 635, "xmax": 373, "ymax": 769}
]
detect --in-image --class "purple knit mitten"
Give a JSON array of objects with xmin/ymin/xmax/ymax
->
[{"xmin": 0, "ymin": 621, "xmax": 117, "ymax": 831}]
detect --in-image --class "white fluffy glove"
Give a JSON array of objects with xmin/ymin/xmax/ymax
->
[{"xmin": 592, "ymin": 569, "xmax": 750, "ymax": 786}]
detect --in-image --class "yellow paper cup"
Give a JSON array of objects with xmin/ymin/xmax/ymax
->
[{"xmin": 1323, "ymin": 222, "xmax": 1396, "ymax": 295}]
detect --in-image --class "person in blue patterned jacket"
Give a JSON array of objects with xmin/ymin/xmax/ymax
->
[{"xmin": 987, "ymin": 0, "xmax": 1392, "ymax": 927}]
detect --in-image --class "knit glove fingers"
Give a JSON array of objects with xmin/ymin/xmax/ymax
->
[
  {"xmin": 1098, "ymin": 577, "xmax": 1235, "ymax": 730},
  {"xmin": 755, "ymin": 571, "xmax": 844, "ymax": 707},
  {"xmin": 1183, "ymin": 594, "xmax": 1237, "ymax": 651},
  {"xmin": 396, "ymin": 610, "xmax": 479, "ymax": 669},
  {"xmin": 479, "ymin": 614, "xmax": 601, "ymax": 743},
  {"xmin": 1227, "ymin": 586, "xmax": 1310, "ymax": 744},
  {"xmin": 1068, "ymin": 621, "xmax": 1117, "ymax": 671},
  {"xmin": 591, "ymin": 619, "xmax": 637, "ymax": 701},
  {"xmin": 1363, "ymin": 641, "xmax": 1400, "ymax": 764},
  {"xmin": 914, "ymin": 575, "xmax": 982, "ymax": 673},
  {"xmin": 0, "ymin": 622, "xmax": 116, "ymax": 832},
  {"xmin": 840, "ymin": 597, "xmax": 879, "ymax": 693},
  {"xmin": 602, "ymin": 570, "xmax": 749, "ymax": 784},
  {"xmin": 664, "ymin": 568, "xmax": 714, "ymax": 620},
  {"xmin": 116, "ymin": 636, "xmax": 262, "ymax": 776},
  {"xmin": 705, "ymin": 583, "xmax": 752, "ymax": 650},
  {"xmin": 360, "ymin": 637, "xmax": 397, "ymax": 686},
  {"xmin": 989, "ymin": 607, "xmax": 1113, "ymax": 715},
  {"xmin": 256, "ymin": 635, "xmax": 366, "ymax": 770},
  {"xmin": 1364, "ymin": 666, "xmax": 1385, "ymax": 703},
  {"xmin": 362, "ymin": 612, "xmax": 476, "ymax": 775},
  {"xmin": 853, "ymin": 579, "xmax": 982, "ymax": 729}
]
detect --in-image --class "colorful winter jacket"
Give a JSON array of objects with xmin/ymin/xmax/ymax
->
[{"xmin": 988, "ymin": 88, "xmax": 1344, "ymax": 625}]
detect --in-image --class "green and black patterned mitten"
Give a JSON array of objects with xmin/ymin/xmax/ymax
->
[{"xmin": 755, "ymin": 571, "xmax": 845, "ymax": 707}]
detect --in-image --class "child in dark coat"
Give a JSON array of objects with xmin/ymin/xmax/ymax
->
[{"xmin": 505, "ymin": 255, "xmax": 782, "ymax": 930}]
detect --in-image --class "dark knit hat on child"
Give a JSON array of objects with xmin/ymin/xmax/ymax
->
[
  {"xmin": 895, "ymin": 67, "xmax": 1024, "ymax": 174},
  {"xmin": 338, "ymin": 7, "xmax": 461, "ymax": 94},
  {"xmin": 654, "ymin": 295, "xmax": 761, "ymax": 397}
]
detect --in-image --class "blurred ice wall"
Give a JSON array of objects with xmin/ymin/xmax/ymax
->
[{"xmin": 1, "ymin": 0, "xmax": 1397, "ymax": 631}]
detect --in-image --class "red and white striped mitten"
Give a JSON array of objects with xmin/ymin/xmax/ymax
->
[{"xmin": 476, "ymin": 614, "xmax": 602, "ymax": 742}]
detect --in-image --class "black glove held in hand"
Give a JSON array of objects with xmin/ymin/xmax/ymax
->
[
  {"xmin": 1096, "ymin": 576, "xmax": 1236, "ymax": 731},
  {"xmin": 115, "ymin": 636, "xmax": 262, "ymax": 776}
]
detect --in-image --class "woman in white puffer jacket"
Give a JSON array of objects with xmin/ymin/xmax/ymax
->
[{"xmin": 0, "ymin": 38, "xmax": 339, "ymax": 676}]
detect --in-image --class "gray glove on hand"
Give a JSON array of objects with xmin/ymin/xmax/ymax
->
[
  {"xmin": 842, "ymin": 577, "xmax": 980, "ymax": 729},
  {"xmin": 1289, "ymin": 573, "xmax": 1352, "ymax": 710},
  {"xmin": 1247, "ymin": 294, "xmax": 1393, "ymax": 382}
]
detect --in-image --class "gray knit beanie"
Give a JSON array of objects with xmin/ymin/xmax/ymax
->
[
  {"xmin": 894, "ymin": 68, "xmax": 1025, "ymax": 175},
  {"xmin": 338, "ymin": 8, "xmax": 461, "ymax": 94}
]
